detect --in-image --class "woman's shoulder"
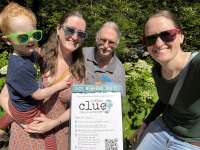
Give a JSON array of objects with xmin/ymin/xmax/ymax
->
[{"xmin": 190, "ymin": 51, "xmax": 200, "ymax": 65}]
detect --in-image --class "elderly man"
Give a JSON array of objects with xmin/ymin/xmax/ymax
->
[{"xmin": 82, "ymin": 21, "xmax": 126, "ymax": 97}]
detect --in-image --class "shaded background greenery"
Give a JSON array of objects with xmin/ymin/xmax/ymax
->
[{"xmin": 0, "ymin": 0, "xmax": 200, "ymax": 149}]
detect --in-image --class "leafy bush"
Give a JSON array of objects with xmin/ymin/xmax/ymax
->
[
  {"xmin": 0, "ymin": 51, "xmax": 8, "ymax": 116},
  {"xmin": 123, "ymin": 60, "xmax": 158, "ymax": 141}
]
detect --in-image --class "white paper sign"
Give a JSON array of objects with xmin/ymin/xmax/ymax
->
[{"xmin": 70, "ymin": 84, "xmax": 123, "ymax": 150}]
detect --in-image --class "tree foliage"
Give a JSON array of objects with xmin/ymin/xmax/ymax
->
[{"xmin": 1, "ymin": 0, "xmax": 200, "ymax": 54}]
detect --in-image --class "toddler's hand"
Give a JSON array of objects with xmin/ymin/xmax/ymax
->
[{"xmin": 58, "ymin": 76, "xmax": 72, "ymax": 90}]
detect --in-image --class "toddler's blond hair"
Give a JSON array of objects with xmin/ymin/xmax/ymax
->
[{"xmin": 0, "ymin": 2, "xmax": 36, "ymax": 34}]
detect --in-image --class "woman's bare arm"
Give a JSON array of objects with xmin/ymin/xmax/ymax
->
[{"xmin": 24, "ymin": 108, "xmax": 70, "ymax": 134}]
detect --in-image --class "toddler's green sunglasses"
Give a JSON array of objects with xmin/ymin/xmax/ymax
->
[{"xmin": 4, "ymin": 30, "xmax": 43, "ymax": 45}]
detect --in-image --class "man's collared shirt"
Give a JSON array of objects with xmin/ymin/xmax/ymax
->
[{"xmin": 82, "ymin": 47, "xmax": 126, "ymax": 97}]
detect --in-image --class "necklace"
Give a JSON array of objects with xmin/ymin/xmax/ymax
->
[{"xmin": 49, "ymin": 69, "xmax": 71, "ymax": 86}]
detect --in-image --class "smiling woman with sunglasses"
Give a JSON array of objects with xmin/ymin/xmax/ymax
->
[{"xmin": 133, "ymin": 10, "xmax": 200, "ymax": 150}]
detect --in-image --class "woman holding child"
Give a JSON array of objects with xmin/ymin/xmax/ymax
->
[{"xmin": 0, "ymin": 2, "xmax": 87, "ymax": 149}]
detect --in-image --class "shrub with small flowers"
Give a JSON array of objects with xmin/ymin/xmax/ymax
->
[{"xmin": 123, "ymin": 60, "xmax": 158, "ymax": 148}]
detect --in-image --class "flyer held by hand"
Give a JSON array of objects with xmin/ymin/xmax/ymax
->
[{"xmin": 70, "ymin": 84, "xmax": 123, "ymax": 150}]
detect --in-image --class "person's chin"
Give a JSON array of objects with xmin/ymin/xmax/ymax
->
[
  {"xmin": 154, "ymin": 55, "xmax": 171, "ymax": 63},
  {"xmin": 29, "ymin": 49, "xmax": 34, "ymax": 53},
  {"xmin": 65, "ymin": 45, "xmax": 77, "ymax": 52},
  {"xmin": 66, "ymin": 42, "xmax": 80, "ymax": 50}
]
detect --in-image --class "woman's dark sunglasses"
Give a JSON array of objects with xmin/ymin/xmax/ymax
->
[
  {"xmin": 143, "ymin": 28, "xmax": 180, "ymax": 46},
  {"xmin": 62, "ymin": 26, "xmax": 87, "ymax": 40}
]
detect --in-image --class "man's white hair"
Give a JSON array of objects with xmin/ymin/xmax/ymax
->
[{"xmin": 96, "ymin": 21, "xmax": 121, "ymax": 45}]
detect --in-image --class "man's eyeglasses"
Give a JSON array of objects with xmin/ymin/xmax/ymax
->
[
  {"xmin": 62, "ymin": 26, "xmax": 87, "ymax": 40},
  {"xmin": 143, "ymin": 28, "xmax": 180, "ymax": 47},
  {"xmin": 4, "ymin": 30, "xmax": 43, "ymax": 45},
  {"xmin": 99, "ymin": 38, "xmax": 117, "ymax": 47}
]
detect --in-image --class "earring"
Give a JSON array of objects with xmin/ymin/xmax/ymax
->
[{"xmin": 56, "ymin": 34, "xmax": 59, "ymax": 40}]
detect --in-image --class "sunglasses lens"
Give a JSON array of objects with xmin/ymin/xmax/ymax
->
[
  {"xmin": 145, "ymin": 35, "xmax": 157, "ymax": 46},
  {"xmin": 64, "ymin": 27, "xmax": 75, "ymax": 36},
  {"xmin": 32, "ymin": 31, "xmax": 42, "ymax": 41},
  {"xmin": 160, "ymin": 31, "xmax": 176, "ymax": 42},
  {"xmin": 17, "ymin": 34, "xmax": 29, "ymax": 44},
  {"xmin": 77, "ymin": 31, "xmax": 86, "ymax": 39}
]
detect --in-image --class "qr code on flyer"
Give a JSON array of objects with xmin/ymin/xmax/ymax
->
[{"xmin": 105, "ymin": 138, "xmax": 118, "ymax": 150}]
